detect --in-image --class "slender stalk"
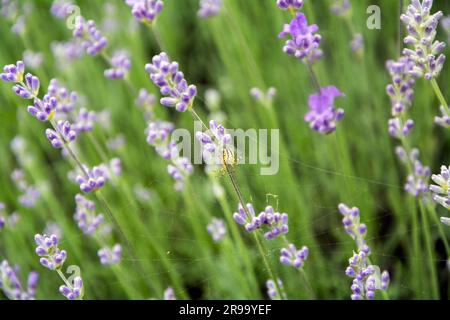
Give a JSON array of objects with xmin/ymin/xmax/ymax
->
[
  {"xmin": 418, "ymin": 201, "xmax": 439, "ymax": 299},
  {"xmin": 430, "ymin": 79, "xmax": 450, "ymax": 114},
  {"xmin": 306, "ymin": 63, "xmax": 322, "ymax": 93}
]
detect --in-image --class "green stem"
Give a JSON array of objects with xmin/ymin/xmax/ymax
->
[{"xmin": 430, "ymin": 79, "xmax": 450, "ymax": 114}]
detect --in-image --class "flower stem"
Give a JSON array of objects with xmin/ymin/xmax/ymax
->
[{"xmin": 430, "ymin": 78, "xmax": 450, "ymax": 114}]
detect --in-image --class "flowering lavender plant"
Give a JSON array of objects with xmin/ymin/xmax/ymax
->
[
  {"xmin": 207, "ymin": 218, "xmax": 227, "ymax": 242},
  {"xmin": 59, "ymin": 276, "xmax": 84, "ymax": 300},
  {"xmin": 276, "ymin": 0, "xmax": 303, "ymax": 11},
  {"xmin": 401, "ymin": 0, "xmax": 446, "ymax": 80},
  {"xmin": 104, "ymin": 50, "xmax": 132, "ymax": 80},
  {"xmin": 198, "ymin": 0, "xmax": 222, "ymax": 18},
  {"xmin": 280, "ymin": 243, "xmax": 309, "ymax": 269},
  {"xmin": 266, "ymin": 279, "xmax": 287, "ymax": 300},
  {"xmin": 145, "ymin": 52, "xmax": 197, "ymax": 112},
  {"xmin": 125, "ymin": 0, "xmax": 164, "ymax": 24},
  {"xmin": 396, "ymin": 147, "xmax": 431, "ymax": 197},
  {"xmin": 0, "ymin": 260, "xmax": 38, "ymax": 300},
  {"xmin": 98, "ymin": 244, "xmax": 122, "ymax": 266},
  {"xmin": 304, "ymin": 86, "xmax": 345, "ymax": 134},
  {"xmin": 278, "ymin": 13, "xmax": 323, "ymax": 64},
  {"xmin": 74, "ymin": 194, "xmax": 104, "ymax": 236},
  {"xmin": 76, "ymin": 164, "xmax": 108, "ymax": 193},
  {"xmin": 430, "ymin": 165, "xmax": 450, "ymax": 210},
  {"xmin": 73, "ymin": 16, "xmax": 108, "ymax": 56},
  {"xmin": 34, "ymin": 234, "xmax": 67, "ymax": 270},
  {"xmin": 45, "ymin": 120, "xmax": 77, "ymax": 148}
]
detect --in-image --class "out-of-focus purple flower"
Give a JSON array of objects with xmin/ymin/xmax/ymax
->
[
  {"xmin": 125, "ymin": 0, "xmax": 164, "ymax": 24},
  {"xmin": 51, "ymin": 40, "xmax": 84, "ymax": 66},
  {"xmin": 388, "ymin": 118, "xmax": 414, "ymax": 138},
  {"xmin": 330, "ymin": 0, "xmax": 351, "ymax": 16},
  {"xmin": 1, "ymin": 60, "xmax": 25, "ymax": 83},
  {"xmin": 167, "ymin": 156, "xmax": 193, "ymax": 191},
  {"xmin": 164, "ymin": 287, "xmax": 176, "ymax": 300},
  {"xmin": 107, "ymin": 134, "xmax": 126, "ymax": 151},
  {"xmin": 401, "ymin": 0, "xmax": 446, "ymax": 80},
  {"xmin": 1, "ymin": 0, "xmax": 18, "ymax": 19},
  {"xmin": 50, "ymin": 0, "xmax": 74, "ymax": 19},
  {"xmin": 0, "ymin": 203, "xmax": 5, "ymax": 230},
  {"xmin": 76, "ymin": 164, "xmax": 108, "ymax": 193},
  {"xmin": 47, "ymin": 79, "xmax": 78, "ymax": 114},
  {"xmin": 305, "ymin": 85, "xmax": 345, "ymax": 134},
  {"xmin": 59, "ymin": 276, "xmax": 84, "ymax": 300},
  {"xmin": 45, "ymin": 120, "xmax": 77, "ymax": 148},
  {"xmin": 98, "ymin": 244, "xmax": 122, "ymax": 266},
  {"xmin": 207, "ymin": 218, "xmax": 227, "ymax": 242},
  {"xmin": 196, "ymin": 120, "xmax": 233, "ymax": 169},
  {"xmin": 44, "ymin": 221, "xmax": 63, "ymax": 239},
  {"xmin": 430, "ymin": 165, "xmax": 450, "ymax": 210},
  {"xmin": 435, "ymin": 105, "xmax": 450, "ymax": 129},
  {"xmin": 266, "ymin": 279, "xmax": 286, "ymax": 300},
  {"xmin": 400, "ymin": 148, "xmax": 430, "ymax": 197},
  {"xmin": 11, "ymin": 15, "xmax": 25, "ymax": 35},
  {"xmin": 19, "ymin": 186, "xmax": 40, "ymax": 208},
  {"xmin": 73, "ymin": 16, "xmax": 108, "ymax": 56},
  {"xmin": 350, "ymin": 33, "xmax": 364, "ymax": 54},
  {"xmin": 280, "ymin": 243, "xmax": 308, "ymax": 269},
  {"xmin": 346, "ymin": 251, "xmax": 389, "ymax": 300},
  {"xmin": 338, "ymin": 203, "xmax": 370, "ymax": 253},
  {"xmin": 23, "ymin": 50, "xmax": 43, "ymax": 70},
  {"xmin": 441, "ymin": 217, "xmax": 450, "ymax": 226},
  {"xmin": 146, "ymin": 120, "xmax": 174, "ymax": 150},
  {"xmin": 276, "ymin": 0, "xmax": 303, "ymax": 11},
  {"xmin": 74, "ymin": 194, "xmax": 104, "ymax": 236},
  {"xmin": 134, "ymin": 184, "xmax": 153, "ymax": 203},
  {"xmin": 250, "ymin": 87, "xmax": 277, "ymax": 107},
  {"xmin": 145, "ymin": 52, "xmax": 197, "ymax": 112},
  {"xmin": 0, "ymin": 260, "xmax": 38, "ymax": 300},
  {"xmin": 28, "ymin": 95, "xmax": 57, "ymax": 121},
  {"xmin": 104, "ymin": 50, "xmax": 132, "ymax": 80},
  {"xmin": 74, "ymin": 108, "xmax": 96, "ymax": 133},
  {"xmin": 279, "ymin": 13, "xmax": 322, "ymax": 64},
  {"xmin": 34, "ymin": 234, "xmax": 67, "ymax": 270},
  {"xmin": 198, "ymin": 0, "xmax": 222, "ymax": 18},
  {"xmin": 136, "ymin": 88, "xmax": 157, "ymax": 119}
]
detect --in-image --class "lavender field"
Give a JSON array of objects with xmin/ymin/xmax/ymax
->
[{"xmin": 0, "ymin": 0, "xmax": 449, "ymax": 300}]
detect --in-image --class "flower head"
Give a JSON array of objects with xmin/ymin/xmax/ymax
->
[
  {"xmin": 59, "ymin": 276, "xmax": 84, "ymax": 300},
  {"xmin": 125, "ymin": 0, "xmax": 164, "ymax": 24},
  {"xmin": 28, "ymin": 95, "xmax": 57, "ymax": 121},
  {"xmin": 75, "ymin": 164, "xmax": 108, "ymax": 193},
  {"xmin": 0, "ymin": 260, "xmax": 38, "ymax": 300},
  {"xmin": 1, "ymin": 60, "xmax": 25, "ymax": 83},
  {"xmin": 198, "ymin": 0, "xmax": 222, "ymax": 18},
  {"xmin": 276, "ymin": 0, "xmax": 303, "ymax": 11},
  {"xmin": 73, "ymin": 16, "xmax": 108, "ymax": 56},
  {"xmin": 330, "ymin": 0, "xmax": 351, "ymax": 16},
  {"xmin": 266, "ymin": 279, "xmax": 287, "ymax": 300},
  {"xmin": 401, "ymin": 0, "xmax": 446, "ymax": 80},
  {"xmin": 430, "ymin": 165, "xmax": 450, "ymax": 210},
  {"xmin": 434, "ymin": 105, "xmax": 450, "ymax": 129},
  {"xmin": 280, "ymin": 243, "xmax": 309, "ymax": 269},
  {"xmin": 338, "ymin": 203, "xmax": 370, "ymax": 252},
  {"xmin": 207, "ymin": 218, "xmax": 227, "ymax": 242},
  {"xmin": 305, "ymin": 85, "xmax": 345, "ymax": 134},
  {"xmin": 51, "ymin": 0, "xmax": 74, "ymax": 19},
  {"xmin": 279, "ymin": 13, "xmax": 322, "ymax": 64},
  {"xmin": 145, "ymin": 52, "xmax": 197, "ymax": 112},
  {"xmin": 74, "ymin": 194, "xmax": 104, "ymax": 235},
  {"xmin": 104, "ymin": 50, "xmax": 131, "ymax": 80},
  {"xmin": 164, "ymin": 287, "xmax": 176, "ymax": 300},
  {"xmin": 23, "ymin": 50, "xmax": 43, "ymax": 70},
  {"xmin": 34, "ymin": 234, "xmax": 67, "ymax": 270},
  {"xmin": 47, "ymin": 79, "xmax": 78, "ymax": 114},
  {"xmin": 386, "ymin": 57, "xmax": 416, "ymax": 116},
  {"xmin": 74, "ymin": 108, "xmax": 96, "ymax": 133},
  {"xmin": 196, "ymin": 120, "xmax": 233, "ymax": 170},
  {"xmin": 98, "ymin": 244, "xmax": 122, "ymax": 266},
  {"xmin": 45, "ymin": 120, "xmax": 77, "ymax": 148}
]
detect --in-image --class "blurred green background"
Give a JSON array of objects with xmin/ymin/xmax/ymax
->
[{"xmin": 0, "ymin": 0, "xmax": 449, "ymax": 300}]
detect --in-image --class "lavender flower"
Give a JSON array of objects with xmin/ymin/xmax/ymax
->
[
  {"xmin": 44, "ymin": 221, "xmax": 63, "ymax": 239},
  {"xmin": 266, "ymin": 279, "xmax": 286, "ymax": 300},
  {"xmin": 0, "ymin": 260, "xmax": 38, "ymax": 300},
  {"xmin": 145, "ymin": 52, "xmax": 197, "ymax": 112},
  {"xmin": 104, "ymin": 50, "xmax": 132, "ymax": 80},
  {"xmin": 278, "ymin": 13, "xmax": 323, "ymax": 64},
  {"xmin": 125, "ymin": 0, "xmax": 164, "ymax": 24},
  {"xmin": 47, "ymin": 79, "xmax": 78, "ymax": 114},
  {"xmin": 45, "ymin": 120, "xmax": 77, "ymax": 148},
  {"xmin": 198, "ymin": 0, "xmax": 222, "ymax": 18},
  {"xmin": 280, "ymin": 243, "xmax": 309, "ymax": 269},
  {"xmin": 430, "ymin": 165, "xmax": 450, "ymax": 210},
  {"xmin": 0, "ymin": 215, "xmax": 4, "ymax": 230},
  {"xmin": 346, "ymin": 251, "xmax": 389, "ymax": 300},
  {"xmin": 338, "ymin": 203, "xmax": 369, "ymax": 252},
  {"xmin": 350, "ymin": 33, "xmax": 364, "ymax": 54},
  {"xmin": 441, "ymin": 217, "xmax": 450, "ymax": 226},
  {"xmin": 74, "ymin": 108, "xmax": 96, "ymax": 133},
  {"xmin": 164, "ymin": 287, "xmax": 176, "ymax": 300},
  {"xmin": 98, "ymin": 244, "xmax": 122, "ymax": 266},
  {"xmin": 146, "ymin": 120, "xmax": 174, "ymax": 149},
  {"xmin": 73, "ymin": 16, "xmax": 108, "ymax": 56},
  {"xmin": 196, "ymin": 120, "xmax": 234, "ymax": 169},
  {"xmin": 76, "ymin": 164, "xmax": 108, "ymax": 193},
  {"xmin": 167, "ymin": 156, "xmax": 193, "ymax": 191},
  {"xmin": 19, "ymin": 186, "xmax": 40, "ymax": 208},
  {"xmin": 51, "ymin": 40, "xmax": 84, "ymax": 66},
  {"xmin": 305, "ymin": 86, "xmax": 345, "ymax": 134},
  {"xmin": 136, "ymin": 88, "xmax": 157, "ymax": 119},
  {"xmin": 250, "ymin": 87, "xmax": 277, "ymax": 107},
  {"xmin": 207, "ymin": 218, "xmax": 227, "ymax": 242},
  {"xmin": 28, "ymin": 95, "xmax": 57, "ymax": 121},
  {"xmin": 0, "ymin": 60, "xmax": 25, "ymax": 83},
  {"xmin": 401, "ymin": 0, "xmax": 446, "ymax": 80},
  {"xmin": 23, "ymin": 50, "xmax": 43, "ymax": 69},
  {"xmin": 74, "ymin": 194, "xmax": 104, "ymax": 235},
  {"xmin": 1, "ymin": 62, "xmax": 40, "ymax": 100},
  {"xmin": 386, "ymin": 57, "xmax": 416, "ymax": 116},
  {"xmin": 59, "ymin": 276, "xmax": 84, "ymax": 300},
  {"xmin": 435, "ymin": 105, "xmax": 450, "ymax": 129},
  {"xmin": 397, "ymin": 148, "xmax": 430, "ymax": 197},
  {"xmin": 276, "ymin": 0, "xmax": 303, "ymax": 11},
  {"xmin": 34, "ymin": 234, "xmax": 67, "ymax": 270},
  {"xmin": 50, "ymin": 0, "xmax": 74, "ymax": 19},
  {"xmin": 233, "ymin": 203, "xmax": 264, "ymax": 232},
  {"xmin": 330, "ymin": 0, "xmax": 351, "ymax": 16},
  {"xmin": 388, "ymin": 118, "xmax": 414, "ymax": 138}
]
